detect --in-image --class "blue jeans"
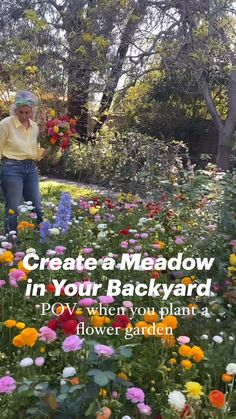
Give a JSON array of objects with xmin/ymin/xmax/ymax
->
[{"xmin": 0, "ymin": 159, "xmax": 44, "ymax": 233}]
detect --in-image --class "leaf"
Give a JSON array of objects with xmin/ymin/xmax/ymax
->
[
  {"xmin": 82, "ymin": 32, "xmax": 94, "ymax": 43},
  {"xmin": 87, "ymin": 368, "xmax": 100, "ymax": 376},
  {"xmin": 17, "ymin": 384, "xmax": 30, "ymax": 393},
  {"xmin": 68, "ymin": 384, "xmax": 82, "ymax": 393},
  {"xmin": 43, "ymin": 393, "xmax": 58, "ymax": 410},
  {"xmin": 85, "ymin": 400, "xmax": 99, "ymax": 416},
  {"xmin": 94, "ymin": 371, "xmax": 109, "ymax": 386},
  {"xmin": 104, "ymin": 371, "xmax": 116, "ymax": 381},
  {"xmin": 119, "ymin": 346, "xmax": 133, "ymax": 358}
]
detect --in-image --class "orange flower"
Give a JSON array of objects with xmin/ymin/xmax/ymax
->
[
  {"xmin": 17, "ymin": 260, "xmax": 31, "ymax": 275},
  {"xmin": 181, "ymin": 359, "xmax": 193, "ymax": 369},
  {"xmin": 178, "ymin": 345, "xmax": 192, "ymax": 357},
  {"xmin": 144, "ymin": 311, "xmax": 158, "ymax": 323},
  {"xmin": 221, "ymin": 373, "xmax": 233, "ymax": 383},
  {"xmin": 161, "ymin": 334, "xmax": 176, "ymax": 348},
  {"xmin": 70, "ymin": 377, "xmax": 80, "ymax": 385},
  {"xmin": 20, "ymin": 327, "xmax": 38, "ymax": 347},
  {"xmin": 209, "ymin": 390, "xmax": 225, "ymax": 409},
  {"xmin": 50, "ymin": 137, "xmax": 57, "ymax": 145},
  {"xmin": 169, "ymin": 358, "xmax": 177, "ymax": 365},
  {"xmin": 135, "ymin": 321, "xmax": 148, "ymax": 331},
  {"xmin": 12, "ymin": 334, "xmax": 25, "ymax": 347},
  {"xmin": 191, "ymin": 346, "xmax": 204, "ymax": 362},
  {"xmin": 91, "ymin": 315, "xmax": 104, "ymax": 327},
  {"xmin": 0, "ymin": 251, "xmax": 14, "ymax": 264},
  {"xmin": 182, "ymin": 277, "xmax": 192, "ymax": 285},
  {"xmin": 162, "ymin": 315, "xmax": 178, "ymax": 330},
  {"xmin": 96, "ymin": 407, "xmax": 112, "ymax": 419},
  {"xmin": 4, "ymin": 319, "xmax": 16, "ymax": 328},
  {"xmin": 17, "ymin": 221, "xmax": 35, "ymax": 231},
  {"xmin": 151, "ymin": 271, "xmax": 160, "ymax": 279}
]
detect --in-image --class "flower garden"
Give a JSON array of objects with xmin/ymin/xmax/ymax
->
[{"xmin": 0, "ymin": 168, "xmax": 236, "ymax": 419}]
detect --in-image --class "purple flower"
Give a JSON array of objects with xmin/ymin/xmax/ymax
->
[
  {"xmin": 39, "ymin": 326, "xmax": 57, "ymax": 343},
  {"xmin": 126, "ymin": 387, "xmax": 145, "ymax": 404},
  {"xmin": 82, "ymin": 247, "xmax": 93, "ymax": 255},
  {"xmin": 53, "ymin": 192, "xmax": 71, "ymax": 234},
  {"xmin": 140, "ymin": 233, "xmax": 148, "ymax": 239},
  {"xmin": 0, "ymin": 280, "xmax": 6, "ymax": 287},
  {"xmin": 14, "ymin": 252, "xmax": 25, "ymax": 261},
  {"xmin": 0, "ymin": 376, "xmax": 16, "ymax": 394},
  {"xmin": 62, "ymin": 335, "xmax": 84, "ymax": 352},
  {"xmin": 137, "ymin": 403, "xmax": 152, "ymax": 415},
  {"xmin": 39, "ymin": 221, "xmax": 51, "ymax": 243},
  {"xmin": 94, "ymin": 344, "xmax": 114, "ymax": 358}
]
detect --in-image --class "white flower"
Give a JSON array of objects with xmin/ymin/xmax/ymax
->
[
  {"xmin": 46, "ymin": 250, "xmax": 56, "ymax": 256},
  {"xmin": 201, "ymin": 334, "xmax": 208, "ymax": 340},
  {"xmin": 139, "ymin": 217, "xmax": 148, "ymax": 224},
  {"xmin": 9, "ymin": 231, "xmax": 17, "ymax": 235},
  {"xmin": 20, "ymin": 357, "xmax": 34, "ymax": 367},
  {"xmin": 168, "ymin": 390, "xmax": 186, "ymax": 411},
  {"xmin": 1, "ymin": 242, "xmax": 12, "ymax": 249},
  {"xmin": 19, "ymin": 206, "xmax": 28, "ymax": 213},
  {"xmin": 226, "ymin": 363, "xmax": 236, "ymax": 375},
  {"xmin": 97, "ymin": 231, "xmax": 107, "ymax": 240},
  {"xmin": 62, "ymin": 367, "xmax": 76, "ymax": 378},
  {"xmin": 26, "ymin": 248, "xmax": 36, "ymax": 254},
  {"xmin": 27, "ymin": 206, "xmax": 34, "ymax": 211},
  {"xmin": 122, "ymin": 417, "xmax": 132, "ymax": 419},
  {"xmin": 229, "ymin": 336, "xmax": 234, "ymax": 341},
  {"xmin": 60, "ymin": 379, "xmax": 67, "ymax": 386},
  {"xmin": 25, "ymin": 201, "xmax": 33, "ymax": 205},
  {"xmin": 213, "ymin": 335, "xmax": 223, "ymax": 344},
  {"xmin": 0, "ymin": 236, "xmax": 7, "ymax": 241},
  {"xmin": 97, "ymin": 223, "xmax": 107, "ymax": 230},
  {"xmin": 48, "ymin": 228, "xmax": 60, "ymax": 236}
]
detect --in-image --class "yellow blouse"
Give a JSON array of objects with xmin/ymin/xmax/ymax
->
[{"xmin": 0, "ymin": 115, "xmax": 40, "ymax": 160}]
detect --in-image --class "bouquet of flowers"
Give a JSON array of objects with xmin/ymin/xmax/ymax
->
[{"xmin": 45, "ymin": 110, "xmax": 77, "ymax": 151}]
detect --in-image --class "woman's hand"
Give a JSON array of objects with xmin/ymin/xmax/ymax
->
[{"xmin": 37, "ymin": 147, "xmax": 49, "ymax": 161}]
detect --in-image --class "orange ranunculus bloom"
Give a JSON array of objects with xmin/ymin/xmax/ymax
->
[
  {"xmin": 70, "ymin": 377, "xmax": 80, "ymax": 385},
  {"xmin": 17, "ymin": 221, "xmax": 35, "ymax": 231},
  {"xmin": 162, "ymin": 315, "xmax": 178, "ymax": 330},
  {"xmin": 17, "ymin": 260, "xmax": 31, "ymax": 275},
  {"xmin": 221, "ymin": 373, "xmax": 233, "ymax": 383},
  {"xmin": 182, "ymin": 277, "xmax": 192, "ymax": 285},
  {"xmin": 178, "ymin": 344, "xmax": 192, "ymax": 357},
  {"xmin": 91, "ymin": 316, "xmax": 104, "ymax": 327},
  {"xmin": 4, "ymin": 319, "xmax": 16, "ymax": 328},
  {"xmin": 0, "ymin": 251, "xmax": 14, "ymax": 264},
  {"xmin": 191, "ymin": 346, "xmax": 204, "ymax": 362},
  {"xmin": 144, "ymin": 311, "xmax": 158, "ymax": 323},
  {"xmin": 161, "ymin": 334, "xmax": 176, "ymax": 348},
  {"xmin": 181, "ymin": 359, "xmax": 193, "ymax": 369},
  {"xmin": 209, "ymin": 390, "xmax": 225, "ymax": 409},
  {"xmin": 151, "ymin": 271, "xmax": 160, "ymax": 279},
  {"xmin": 12, "ymin": 334, "xmax": 25, "ymax": 347},
  {"xmin": 20, "ymin": 327, "xmax": 38, "ymax": 347}
]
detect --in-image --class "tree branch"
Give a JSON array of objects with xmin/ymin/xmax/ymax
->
[{"xmin": 201, "ymin": 81, "xmax": 223, "ymax": 130}]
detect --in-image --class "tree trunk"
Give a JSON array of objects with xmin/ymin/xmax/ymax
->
[{"xmin": 216, "ymin": 125, "xmax": 235, "ymax": 171}]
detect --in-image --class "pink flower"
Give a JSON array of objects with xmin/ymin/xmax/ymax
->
[
  {"xmin": 134, "ymin": 233, "xmax": 140, "ymax": 238},
  {"xmin": 8, "ymin": 269, "xmax": 25, "ymax": 281},
  {"xmin": 39, "ymin": 326, "xmax": 57, "ymax": 343},
  {"xmin": 29, "ymin": 212, "xmax": 37, "ymax": 219},
  {"xmin": 95, "ymin": 344, "xmax": 114, "ymax": 358},
  {"xmin": 177, "ymin": 336, "xmax": 190, "ymax": 345},
  {"xmin": 98, "ymin": 296, "xmax": 115, "ymax": 305},
  {"xmin": 137, "ymin": 403, "xmax": 152, "ymax": 416},
  {"xmin": 129, "ymin": 239, "xmax": 137, "ymax": 245},
  {"xmin": 0, "ymin": 376, "xmax": 16, "ymax": 394},
  {"xmin": 1, "ymin": 242, "xmax": 12, "ymax": 250},
  {"xmin": 134, "ymin": 245, "xmax": 142, "ymax": 252},
  {"xmin": 123, "ymin": 300, "xmax": 133, "ymax": 309},
  {"xmin": 120, "ymin": 241, "xmax": 129, "ymax": 249},
  {"xmin": 62, "ymin": 335, "xmax": 84, "ymax": 352},
  {"xmin": 9, "ymin": 280, "xmax": 18, "ymax": 288},
  {"xmin": 0, "ymin": 280, "xmax": 6, "ymax": 287},
  {"xmin": 126, "ymin": 387, "xmax": 145, "ymax": 404},
  {"xmin": 82, "ymin": 247, "xmax": 93, "ymax": 255},
  {"xmin": 79, "ymin": 298, "xmax": 97, "ymax": 307},
  {"xmin": 54, "ymin": 246, "xmax": 66, "ymax": 255},
  {"xmin": 35, "ymin": 357, "xmax": 45, "ymax": 366}
]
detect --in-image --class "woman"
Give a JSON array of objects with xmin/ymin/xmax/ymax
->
[{"xmin": 0, "ymin": 90, "xmax": 46, "ymax": 233}]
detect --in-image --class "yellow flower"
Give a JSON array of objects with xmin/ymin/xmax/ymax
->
[
  {"xmin": 40, "ymin": 346, "xmax": 46, "ymax": 353},
  {"xmin": 155, "ymin": 240, "xmax": 165, "ymax": 250},
  {"xmin": 117, "ymin": 372, "xmax": 128, "ymax": 381},
  {"xmin": 181, "ymin": 360, "xmax": 193, "ymax": 369},
  {"xmin": 169, "ymin": 358, "xmax": 177, "ymax": 365},
  {"xmin": 75, "ymin": 309, "xmax": 83, "ymax": 316},
  {"xmin": 17, "ymin": 260, "xmax": 31, "ymax": 275},
  {"xmin": 0, "ymin": 251, "xmax": 14, "ymax": 264},
  {"xmin": 4, "ymin": 319, "xmax": 16, "ymax": 328},
  {"xmin": 185, "ymin": 381, "xmax": 203, "ymax": 399},
  {"xmin": 229, "ymin": 254, "xmax": 236, "ymax": 265},
  {"xmin": 102, "ymin": 316, "xmax": 111, "ymax": 324},
  {"xmin": 16, "ymin": 322, "xmax": 25, "ymax": 330},
  {"xmin": 89, "ymin": 206, "xmax": 100, "ymax": 215},
  {"xmin": 99, "ymin": 389, "xmax": 107, "ymax": 397},
  {"xmin": 53, "ymin": 126, "xmax": 59, "ymax": 133},
  {"xmin": 50, "ymin": 109, "xmax": 56, "ymax": 118},
  {"xmin": 8, "ymin": 209, "xmax": 15, "ymax": 215}
]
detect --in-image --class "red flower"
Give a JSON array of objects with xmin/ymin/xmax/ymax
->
[
  {"xmin": 48, "ymin": 319, "xmax": 58, "ymax": 331},
  {"xmin": 112, "ymin": 315, "xmax": 130, "ymax": 329},
  {"xmin": 209, "ymin": 390, "xmax": 225, "ymax": 409},
  {"xmin": 61, "ymin": 138, "xmax": 69, "ymax": 150},
  {"xmin": 119, "ymin": 229, "xmax": 129, "ymax": 235},
  {"xmin": 63, "ymin": 320, "xmax": 78, "ymax": 335},
  {"xmin": 47, "ymin": 284, "xmax": 56, "ymax": 293},
  {"xmin": 180, "ymin": 405, "xmax": 193, "ymax": 418}
]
